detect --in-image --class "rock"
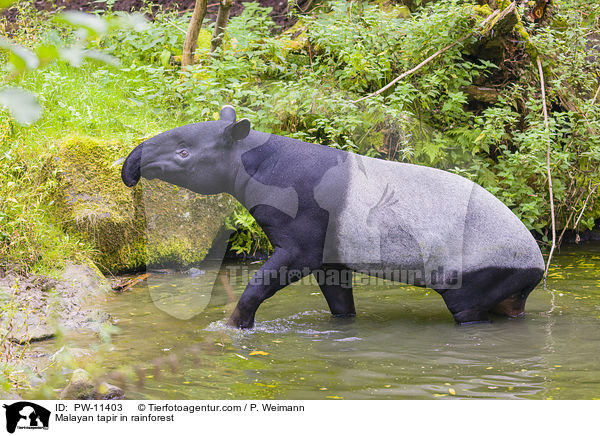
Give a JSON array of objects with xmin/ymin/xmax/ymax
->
[
  {"xmin": 0, "ymin": 263, "xmax": 113, "ymax": 350},
  {"xmin": 60, "ymin": 369, "xmax": 125, "ymax": 400},
  {"xmin": 461, "ymin": 85, "xmax": 500, "ymax": 104},
  {"xmin": 94, "ymin": 382, "xmax": 125, "ymax": 400},
  {"xmin": 60, "ymin": 263, "xmax": 111, "ymax": 298},
  {"xmin": 0, "ymin": 285, "xmax": 11, "ymax": 304},
  {"xmin": 50, "ymin": 347, "xmax": 96, "ymax": 368},
  {"xmin": 6, "ymin": 312, "xmax": 55, "ymax": 344},
  {"xmin": 57, "ymin": 135, "xmax": 236, "ymax": 272},
  {"xmin": 60, "ymin": 369, "xmax": 95, "ymax": 400},
  {"xmin": 186, "ymin": 267, "xmax": 205, "ymax": 277},
  {"xmin": 0, "ymin": 392, "xmax": 22, "ymax": 400}
]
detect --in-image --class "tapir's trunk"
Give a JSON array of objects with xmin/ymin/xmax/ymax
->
[{"xmin": 121, "ymin": 143, "xmax": 143, "ymax": 187}]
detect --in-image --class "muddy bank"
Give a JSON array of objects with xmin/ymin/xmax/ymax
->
[{"xmin": 0, "ymin": 264, "xmax": 112, "ymax": 395}]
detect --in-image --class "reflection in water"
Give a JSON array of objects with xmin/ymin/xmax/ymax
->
[{"xmin": 35, "ymin": 243, "xmax": 600, "ymax": 399}]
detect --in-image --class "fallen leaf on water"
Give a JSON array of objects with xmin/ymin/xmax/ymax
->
[
  {"xmin": 319, "ymin": 387, "xmax": 328, "ymax": 391},
  {"xmin": 327, "ymin": 396, "xmax": 343, "ymax": 399},
  {"xmin": 255, "ymin": 382, "xmax": 276, "ymax": 388},
  {"xmin": 449, "ymin": 388, "xmax": 456, "ymax": 395},
  {"xmin": 249, "ymin": 351, "xmax": 269, "ymax": 356}
]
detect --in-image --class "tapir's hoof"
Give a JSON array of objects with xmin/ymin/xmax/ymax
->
[
  {"xmin": 491, "ymin": 293, "xmax": 526, "ymax": 318},
  {"xmin": 332, "ymin": 313, "xmax": 356, "ymax": 318},
  {"xmin": 453, "ymin": 309, "xmax": 490, "ymax": 325},
  {"xmin": 457, "ymin": 319, "xmax": 492, "ymax": 326},
  {"xmin": 226, "ymin": 317, "xmax": 255, "ymax": 329}
]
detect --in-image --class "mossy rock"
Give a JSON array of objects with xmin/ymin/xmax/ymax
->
[{"xmin": 56, "ymin": 135, "xmax": 235, "ymax": 272}]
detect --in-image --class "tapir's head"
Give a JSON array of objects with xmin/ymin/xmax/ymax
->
[{"xmin": 121, "ymin": 105, "xmax": 250, "ymax": 194}]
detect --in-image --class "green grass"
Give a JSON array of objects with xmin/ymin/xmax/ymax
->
[{"xmin": 0, "ymin": 60, "xmax": 195, "ymax": 274}]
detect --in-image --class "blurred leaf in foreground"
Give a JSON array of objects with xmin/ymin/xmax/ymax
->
[{"xmin": 0, "ymin": 88, "xmax": 43, "ymax": 125}]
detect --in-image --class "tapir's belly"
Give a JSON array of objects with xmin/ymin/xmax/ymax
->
[{"xmin": 313, "ymin": 153, "xmax": 543, "ymax": 280}]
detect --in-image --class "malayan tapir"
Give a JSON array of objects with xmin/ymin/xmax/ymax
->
[{"xmin": 121, "ymin": 105, "xmax": 545, "ymax": 328}]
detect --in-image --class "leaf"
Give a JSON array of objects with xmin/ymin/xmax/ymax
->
[
  {"xmin": 249, "ymin": 350, "xmax": 269, "ymax": 356},
  {"xmin": 159, "ymin": 49, "xmax": 171, "ymax": 68},
  {"xmin": 109, "ymin": 12, "xmax": 150, "ymax": 32},
  {"xmin": 0, "ymin": 0, "xmax": 17, "ymax": 8},
  {"xmin": 84, "ymin": 49, "xmax": 120, "ymax": 67},
  {"xmin": 448, "ymin": 388, "xmax": 456, "ymax": 395},
  {"xmin": 0, "ymin": 88, "xmax": 43, "ymax": 125},
  {"xmin": 36, "ymin": 44, "xmax": 60, "ymax": 65},
  {"xmin": 474, "ymin": 131, "xmax": 486, "ymax": 143},
  {"xmin": 0, "ymin": 36, "xmax": 39, "ymax": 71},
  {"xmin": 110, "ymin": 157, "xmax": 126, "ymax": 168},
  {"xmin": 59, "ymin": 46, "xmax": 85, "ymax": 67},
  {"xmin": 58, "ymin": 11, "xmax": 108, "ymax": 36}
]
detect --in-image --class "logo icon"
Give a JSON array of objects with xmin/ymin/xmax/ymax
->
[{"xmin": 2, "ymin": 402, "xmax": 50, "ymax": 433}]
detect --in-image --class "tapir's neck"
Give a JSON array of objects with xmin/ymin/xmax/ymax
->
[{"xmin": 224, "ymin": 129, "xmax": 274, "ymax": 208}]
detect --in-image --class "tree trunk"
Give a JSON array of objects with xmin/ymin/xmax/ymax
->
[
  {"xmin": 210, "ymin": 0, "xmax": 234, "ymax": 54},
  {"xmin": 182, "ymin": 0, "xmax": 208, "ymax": 67}
]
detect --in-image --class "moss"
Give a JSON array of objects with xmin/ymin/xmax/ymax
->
[
  {"xmin": 55, "ymin": 135, "xmax": 235, "ymax": 272},
  {"xmin": 473, "ymin": 4, "xmax": 493, "ymax": 17},
  {"xmin": 146, "ymin": 237, "xmax": 207, "ymax": 267}
]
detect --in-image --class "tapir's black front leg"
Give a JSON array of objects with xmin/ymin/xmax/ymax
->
[
  {"xmin": 228, "ymin": 249, "xmax": 310, "ymax": 329},
  {"xmin": 314, "ymin": 266, "xmax": 355, "ymax": 317}
]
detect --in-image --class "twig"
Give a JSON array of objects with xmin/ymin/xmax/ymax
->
[
  {"xmin": 556, "ymin": 181, "xmax": 588, "ymax": 246},
  {"xmin": 113, "ymin": 273, "xmax": 151, "ymax": 293},
  {"xmin": 352, "ymin": 8, "xmax": 503, "ymax": 104},
  {"xmin": 163, "ymin": 19, "xmax": 187, "ymax": 34},
  {"xmin": 573, "ymin": 182, "xmax": 600, "ymax": 230},
  {"xmin": 589, "ymin": 83, "xmax": 600, "ymax": 107},
  {"xmin": 538, "ymin": 56, "xmax": 556, "ymax": 281}
]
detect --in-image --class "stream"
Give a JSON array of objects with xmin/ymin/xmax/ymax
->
[{"xmin": 30, "ymin": 242, "xmax": 600, "ymax": 399}]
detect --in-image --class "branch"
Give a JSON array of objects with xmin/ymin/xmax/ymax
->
[
  {"xmin": 591, "ymin": 83, "xmax": 600, "ymax": 106},
  {"xmin": 210, "ymin": 0, "xmax": 234, "ymax": 54},
  {"xmin": 573, "ymin": 182, "xmax": 600, "ymax": 230},
  {"xmin": 182, "ymin": 0, "xmax": 209, "ymax": 67},
  {"xmin": 537, "ymin": 56, "xmax": 556, "ymax": 281},
  {"xmin": 352, "ymin": 5, "xmax": 511, "ymax": 104},
  {"xmin": 352, "ymin": 34, "xmax": 473, "ymax": 104}
]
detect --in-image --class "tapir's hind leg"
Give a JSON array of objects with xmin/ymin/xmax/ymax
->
[
  {"xmin": 314, "ymin": 266, "xmax": 355, "ymax": 317},
  {"xmin": 490, "ymin": 277, "xmax": 540, "ymax": 318},
  {"xmin": 440, "ymin": 268, "xmax": 544, "ymax": 324}
]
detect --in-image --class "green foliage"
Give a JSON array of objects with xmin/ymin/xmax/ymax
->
[
  {"xmin": 1, "ymin": 0, "xmax": 600, "ymax": 264},
  {"xmin": 226, "ymin": 205, "xmax": 273, "ymax": 256}
]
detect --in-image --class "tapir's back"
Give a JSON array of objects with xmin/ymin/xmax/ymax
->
[{"xmin": 312, "ymin": 151, "xmax": 544, "ymax": 282}]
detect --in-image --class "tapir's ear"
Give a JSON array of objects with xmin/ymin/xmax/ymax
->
[
  {"xmin": 220, "ymin": 105, "xmax": 236, "ymax": 123},
  {"xmin": 225, "ymin": 119, "xmax": 251, "ymax": 142}
]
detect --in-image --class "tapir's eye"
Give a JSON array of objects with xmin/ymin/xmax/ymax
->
[{"xmin": 177, "ymin": 149, "xmax": 189, "ymax": 158}]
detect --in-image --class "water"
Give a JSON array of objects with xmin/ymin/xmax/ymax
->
[{"xmin": 37, "ymin": 243, "xmax": 600, "ymax": 399}]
